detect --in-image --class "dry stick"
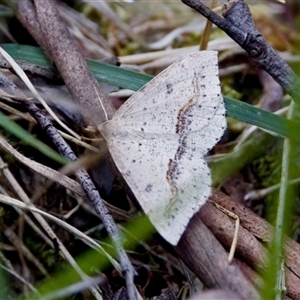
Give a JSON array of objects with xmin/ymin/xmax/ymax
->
[
  {"xmin": 181, "ymin": 0, "xmax": 300, "ymax": 101},
  {"xmin": 189, "ymin": 290, "xmax": 243, "ymax": 300},
  {"xmin": 178, "ymin": 193, "xmax": 300, "ymax": 300},
  {"xmin": 24, "ymin": 102, "xmax": 137, "ymax": 300},
  {"xmin": 209, "ymin": 191, "xmax": 300, "ymax": 300},
  {"xmin": 19, "ymin": 0, "xmax": 115, "ymax": 125},
  {"xmin": 0, "ymin": 192, "xmax": 126, "ymax": 278},
  {"xmin": 176, "ymin": 213, "xmax": 259, "ymax": 300},
  {"xmin": 16, "ymin": 0, "xmax": 50, "ymax": 56},
  {"xmin": 32, "ymin": 0, "xmax": 115, "ymax": 126}
]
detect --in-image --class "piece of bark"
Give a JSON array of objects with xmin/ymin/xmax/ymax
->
[
  {"xmin": 198, "ymin": 190, "xmax": 300, "ymax": 299},
  {"xmin": 174, "ymin": 189, "xmax": 300, "ymax": 299},
  {"xmin": 199, "ymin": 201, "xmax": 267, "ymax": 272},
  {"xmin": 175, "ymin": 212, "xmax": 259, "ymax": 300},
  {"xmin": 199, "ymin": 200, "xmax": 300, "ymax": 299},
  {"xmin": 234, "ymin": 259, "xmax": 263, "ymax": 290},
  {"xmin": 211, "ymin": 190, "xmax": 300, "ymax": 277},
  {"xmin": 17, "ymin": 0, "xmax": 49, "ymax": 55}
]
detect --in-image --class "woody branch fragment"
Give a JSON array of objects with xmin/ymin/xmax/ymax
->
[{"xmin": 182, "ymin": 0, "xmax": 300, "ymax": 102}]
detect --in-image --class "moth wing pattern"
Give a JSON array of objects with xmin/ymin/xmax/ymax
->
[{"xmin": 99, "ymin": 51, "xmax": 226, "ymax": 245}]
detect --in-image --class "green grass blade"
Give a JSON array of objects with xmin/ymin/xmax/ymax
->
[
  {"xmin": 1, "ymin": 43, "xmax": 153, "ymax": 91},
  {"xmin": 1, "ymin": 44, "xmax": 54, "ymax": 69},
  {"xmin": 224, "ymin": 96, "xmax": 299, "ymax": 142},
  {"xmin": 1, "ymin": 44, "xmax": 297, "ymax": 142},
  {"xmin": 86, "ymin": 59, "xmax": 152, "ymax": 91}
]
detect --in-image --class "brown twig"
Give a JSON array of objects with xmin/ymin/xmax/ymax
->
[
  {"xmin": 18, "ymin": 0, "xmax": 115, "ymax": 127},
  {"xmin": 181, "ymin": 0, "xmax": 300, "ymax": 102},
  {"xmin": 176, "ymin": 210, "xmax": 259, "ymax": 300},
  {"xmin": 17, "ymin": 0, "xmax": 49, "ymax": 55},
  {"xmin": 24, "ymin": 101, "xmax": 137, "ymax": 300},
  {"xmin": 176, "ymin": 190, "xmax": 300, "ymax": 299},
  {"xmin": 209, "ymin": 190, "xmax": 300, "ymax": 299}
]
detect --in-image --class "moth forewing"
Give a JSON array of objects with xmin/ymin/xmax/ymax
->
[{"xmin": 98, "ymin": 51, "xmax": 226, "ymax": 245}]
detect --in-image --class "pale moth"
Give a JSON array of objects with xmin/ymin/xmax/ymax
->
[{"xmin": 98, "ymin": 51, "xmax": 226, "ymax": 245}]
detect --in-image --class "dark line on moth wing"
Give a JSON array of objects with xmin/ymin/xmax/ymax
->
[
  {"xmin": 166, "ymin": 159, "xmax": 179, "ymax": 196},
  {"xmin": 165, "ymin": 75, "xmax": 199, "ymax": 202},
  {"xmin": 175, "ymin": 98, "xmax": 194, "ymax": 135},
  {"xmin": 165, "ymin": 70, "xmax": 222, "ymax": 206}
]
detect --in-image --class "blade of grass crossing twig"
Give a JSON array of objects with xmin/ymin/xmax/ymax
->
[
  {"xmin": 1, "ymin": 44, "xmax": 299, "ymax": 149},
  {"xmin": 0, "ymin": 46, "xmax": 81, "ymax": 140}
]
